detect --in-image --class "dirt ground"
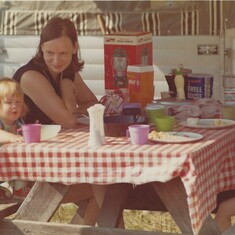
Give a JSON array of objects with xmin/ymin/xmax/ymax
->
[
  {"xmin": 51, "ymin": 203, "xmax": 235, "ymax": 233},
  {"xmin": 51, "ymin": 203, "xmax": 180, "ymax": 233}
]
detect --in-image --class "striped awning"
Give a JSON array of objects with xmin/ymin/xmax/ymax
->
[{"xmin": 0, "ymin": 1, "xmax": 234, "ymax": 36}]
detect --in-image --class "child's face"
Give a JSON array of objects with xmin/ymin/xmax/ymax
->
[{"xmin": 1, "ymin": 94, "xmax": 23, "ymax": 125}]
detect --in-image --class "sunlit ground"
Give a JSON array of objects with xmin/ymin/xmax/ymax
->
[{"xmin": 50, "ymin": 203, "xmax": 235, "ymax": 233}]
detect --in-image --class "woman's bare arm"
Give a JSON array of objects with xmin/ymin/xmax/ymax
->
[
  {"xmin": 20, "ymin": 70, "xmax": 78, "ymax": 128},
  {"xmin": 60, "ymin": 78, "xmax": 78, "ymax": 114},
  {"xmin": 73, "ymin": 73, "xmax": 98, "ymax": 115}
]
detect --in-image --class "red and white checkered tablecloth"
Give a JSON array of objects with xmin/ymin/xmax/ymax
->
[{"xmin": 1, "ymin": 125, "xmax": 235, "ymax": 235}]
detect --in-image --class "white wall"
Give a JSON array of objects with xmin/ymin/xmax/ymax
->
[
  {"xmin": 153, "ymin": 35, "xmax": 221, "ymax": 100},
  {"xmin": 0, "ymin": 35, "xmax": 222, "ymax": 101}
]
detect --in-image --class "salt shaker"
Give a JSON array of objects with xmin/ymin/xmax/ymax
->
[
  {"xmin": 87, "ymin": 106, "xmax": 102, "ymax": 147},
  {"xmin": 94, "ymin": 104, "xmax": 106, "ymax": 144}
]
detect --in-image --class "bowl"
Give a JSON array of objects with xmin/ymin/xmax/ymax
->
[
  {"xmin": 104, "ymin": 115, "xmax": 145, "ymax": 137},
  {"xmin": 41, "ymin": 125, "xmax": 61, "ymax": 141},
  {"xmin": 154, "ymin": 115, "xmax": 175, "ymax": 132}
]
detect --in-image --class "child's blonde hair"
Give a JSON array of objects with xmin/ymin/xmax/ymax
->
[{"xmin": 0, "ymin": 77, "xmax": 28, "ymax": 117}]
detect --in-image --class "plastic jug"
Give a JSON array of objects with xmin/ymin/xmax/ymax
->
[
  {"xmin": 175, "ymin": 68, "xmax": 185, "ymax": 100},
  {"xmin": 127, "ymin": 65, "xmax": 154, "ymax": 108}
]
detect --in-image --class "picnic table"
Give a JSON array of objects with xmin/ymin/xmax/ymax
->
[{"xmin": 0, "ymin": 124, "xmax": 235, "ymax": 235}]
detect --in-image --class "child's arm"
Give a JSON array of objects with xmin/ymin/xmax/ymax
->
[{"xmin": 0, "ymin": 130, "xmax": 24, "ymax": 144}]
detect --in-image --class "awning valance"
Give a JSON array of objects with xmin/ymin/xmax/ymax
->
[{"xmin": 0, "ymin": 1, "xmax": 234, "ymax": 36}]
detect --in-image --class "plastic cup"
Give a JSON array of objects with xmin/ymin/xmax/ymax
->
[
  {"xmin": 145, "ymin": 104, "xmax": 165, "ymax": 124},
  {"xmin": 20, "ymin": 124, "xmax": 41, "ymax": 143},
  {"xmin": 154, "ymin": 116, "xmax": 175, "ymax": 132},
  {"xmin": 128, "ymin": 124, "xmax": 150, "ymax": 145}
]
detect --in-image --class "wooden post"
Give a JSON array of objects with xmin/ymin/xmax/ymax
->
[
  {"xmin": 152, "ymin": 178, "xmax": 221, "ymax": 235},
  {"xmin": 97, "ymin": 183, "xmax": 132, "ymax": 228},
  {"xmin": 15, "ymin": 182, "xmax": 70, "ymax": 221},
  {"xmin": 0, "ymin": 219, "xmax": 196, "ymax": 235}
]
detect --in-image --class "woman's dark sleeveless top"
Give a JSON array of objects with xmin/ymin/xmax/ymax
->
[{"xmin": 13, "ymin": 59, "xmax": 75, "ymax": 124}]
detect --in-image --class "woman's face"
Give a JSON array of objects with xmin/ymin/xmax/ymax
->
[{"xmin": 41, "ymin": 36, "xmax": 77, "ymax": 77}]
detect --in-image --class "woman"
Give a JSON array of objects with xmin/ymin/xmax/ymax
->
[
  {"xmin": 13, "ymin": 17, "xmax": 100, "ymax": 224},
  {"xmin": 13, "ymin": 17, "xmax": 98, "ymax": 128}
]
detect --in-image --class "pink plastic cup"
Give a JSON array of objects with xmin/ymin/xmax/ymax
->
[
  {"xmin": 20, "ymin": 124, "xmax": 41, "ymax": 143},
  {"xmin": 128, "ymin": 124, "xmax": 150, "ymax": 145}
]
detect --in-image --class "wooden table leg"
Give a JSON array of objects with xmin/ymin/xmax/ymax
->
[
  {"xmin": 0, "ymin": 199, "xmax": 22, "ymax": 220},
  {"xmin": 70, "ymin": 200, "xmax": 89, "ymax": 225},
  {"xmin": 70, "ymin": 198, "xmax": 100, "ymax": 226},
  {"xmin": 151, "ymin": 178, "xmax": 221, "ymax": 235},
  {"xmin": 96, "ymin": 183, "xmax": 132, "ymax": 228},
  {"xmin": 14, "ymin": 182, "xmax": 70, "ymax": 221}
]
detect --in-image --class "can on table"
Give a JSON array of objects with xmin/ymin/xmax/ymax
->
[
  {"xmin": 186, "ymin": 73, "xmax": 213, "ymax": 100},
  {"xmin": 223, "ymin": 75, "xmax": 235, "ymax": 105},
  {"xmin": 224, "ymin": 88, "xmax": 235, "ymax": 105}
]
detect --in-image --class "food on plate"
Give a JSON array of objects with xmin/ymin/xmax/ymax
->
[
  {"xmin": 181, "ymin": 118, "xmax": 235, "ymax": 129},
  {"xmin": 148, "ymin": 130, "xmax": 165, "ymax": 140},
  {"xmin": 214, "ymin": 119, "xmax": 226, "ymax": 127},
  {"xmin": 148, "ymin": 130, "xmax": 189, "ymax": 141},
  {"xmin": 186, "ymin": 118, "xmax": 199, "ymax": 126}
]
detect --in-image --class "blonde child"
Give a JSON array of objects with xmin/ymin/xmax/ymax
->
[{"xmin": 0, "ymin": 77, "xmax": 31, "ymax": 199}]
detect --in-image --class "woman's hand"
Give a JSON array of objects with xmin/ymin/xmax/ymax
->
[
  {"xmin": 60, "ymin": 78, "xmax": 78, "ymax": 114},
  {"xmin": 61, "ymin": 75, "xmax": 98, "ymax": 115},
  {"xmin": 73, "ymin": 73, "xmax": 98, "ymax": 114}
]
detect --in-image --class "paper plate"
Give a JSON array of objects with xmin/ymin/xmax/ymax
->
[
  {"xmin": 149, "ymin": 131, "xmax": 203, "ymax": 144},
  {"xmin": 180, "ymin": 119, "xmax": 235, "ymax": 129}
]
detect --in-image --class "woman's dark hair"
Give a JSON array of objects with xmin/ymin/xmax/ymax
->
[{"xmin": 33, "ymin": 17, "xmax": 84, "ymax": 72}]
